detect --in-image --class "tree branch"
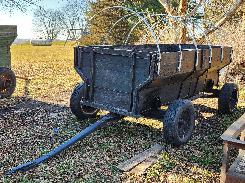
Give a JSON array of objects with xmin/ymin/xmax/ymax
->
[
  {"xmin": 178, "ymin": 0, "xmax": 188, "ymax": 43},
  {"xmin": 158, "ymin": 0, "xmax": 173, "ymax": 15},
  {"xmin": 187, "ymin": 0, "xmax": 203, "ymax": 18},
  {"xmin": 198, "ymin": 0, "xmax": 245, "ymax": 43}
]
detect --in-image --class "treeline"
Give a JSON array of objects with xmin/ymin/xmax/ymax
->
[{"xmin": 81, "ymin": 1, "xmax": 245, "ymax": 44}]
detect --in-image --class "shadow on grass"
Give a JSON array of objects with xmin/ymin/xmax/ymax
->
[
  {"xmin": 1, "ymin": 96, "xmax": 244, "ymax": 182},
  {"xmin": 1, "ymin": 96, "xmax": 161, "ymax": 182}
]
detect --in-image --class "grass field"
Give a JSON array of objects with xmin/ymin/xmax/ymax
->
[
  {"xmin": 0, "ymin": 43, "xmax": 244, "ymax": 182},
  {"xmin": 11, "ymin": 43, "xmax": 80, "ymax": 104}
]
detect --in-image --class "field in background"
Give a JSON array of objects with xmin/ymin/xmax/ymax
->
[
  {"xmin": 0, "ymin": 43, "xmax": 244, "ymax": 182},
  {"xmin": 11, "ymin": 42, "xmax": 80, "ymax": 104}
]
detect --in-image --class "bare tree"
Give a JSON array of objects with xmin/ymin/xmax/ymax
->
[
  {"xmin": 60, "ymin": 0, "xmax": 89, "ymax": 39},
  {"xmin": 33, "ymin": 7, "xmax": 63, "ymax": 40},
  {"xmin": 157, "ymin": 0, "xmax": 245, "ymax": 43},
  {"xmin": 0, "ymin": 0, "xmax": 41, "ymax": 12},
  {"xmin": 199, "ymin": 0, "xmax": 244, "ymax": 43}
]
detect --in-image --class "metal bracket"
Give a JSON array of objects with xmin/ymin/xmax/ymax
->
[
  {"xmin": 220, "ymin": 46, "xmax": 224, "ymax": 62},
  {"xmin": 208, "ymin": 45, "xmax": 212, "ymax": 65},
  {"xmin": 230, "ymin": 48, "xmax": 233, "ymax": 63},
  {"xmin": 177, "ymin": 45, "xmax": 183, "ymax": 72},
  {"xmin": 195, "ymin": 46, "xmax": 199, "ymax": 67}
]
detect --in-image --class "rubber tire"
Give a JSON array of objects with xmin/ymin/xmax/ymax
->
[
  {"xmin": 218, "ymin": 83, "xmax": 239, "ymax": 114},
  {"xmin": 163, "ymin": 99, "xmax": 195, "ymax": 147},
  {"xmin": 70, "ymin": 83, "xmax": 99, "ymax": 120},
  {"xmin": 0, "ymin": 67, "xmax": 16, "ymax": 98}
]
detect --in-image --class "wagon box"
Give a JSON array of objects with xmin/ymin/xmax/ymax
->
[
  {"xmin": 0, "ymin": 25, "xmax": 17, "ymax": 98},
  {"xmin": 70, "ymin": 43, "xmax": 239, "ymax": 147},
  {"xmin": 72, "ymin": 44, "xmax": 233, "ymax": 118}
]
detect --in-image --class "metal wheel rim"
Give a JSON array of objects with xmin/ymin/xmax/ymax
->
[
  {"xmin": 0, "ymin": 73, "xmax": 14, "ymax": 95},
  {"xmin": 229, "ymin": 89, "xmax": 238, "ymax": 111}
]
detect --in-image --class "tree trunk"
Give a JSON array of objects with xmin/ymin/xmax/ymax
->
[{"xmin": 179, "ymin": 0, "xmax": 188, "ymax": 43}]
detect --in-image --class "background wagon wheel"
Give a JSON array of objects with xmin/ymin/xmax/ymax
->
[
  {"xmin": 218, "ymin": 83, "xmax": 239, "ymax": 114},
  {"xmin": 163, "ymin": 99, "xmax": 195, "ymax": 147},
  {"xmin": 0, "ymin": 67, "xmax": 16, "ymax": 98},
  {"xmin": 70, "ymin": 83, "xmax": 99, "ymax": 120}
]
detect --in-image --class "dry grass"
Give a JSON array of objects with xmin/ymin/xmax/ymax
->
[
  {"xmin": 11, "ymin": 42, "xmax": 80, "ymax": 104},
  {"xmin": 0, "ymin": 43, "xmax": 244, "ymax": 182}
]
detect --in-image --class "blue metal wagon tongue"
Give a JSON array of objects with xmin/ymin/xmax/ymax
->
[{"xmin": 7, "ymin": 113, "xmax": 123, "ymax": 175}]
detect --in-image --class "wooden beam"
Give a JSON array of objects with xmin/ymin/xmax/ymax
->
[
  {"xmin": 221, "ymin": 113, "xmax": 245, "ymax": 139},
  {"xmin": 117, "ymin": 144, "xmax": 164, "ymax": 171}
]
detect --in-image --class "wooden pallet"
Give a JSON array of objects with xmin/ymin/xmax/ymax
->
[{"xmin": 220, "ymin": 113, "xmax": 245, "ymax": 183}]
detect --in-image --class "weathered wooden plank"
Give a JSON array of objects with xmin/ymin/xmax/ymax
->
[
  {"xmin": 117, "ymin": 144, "xmax": 164, "ymax": 172},
  {"xmin": 130, "ymin": 155, "xmax": 160, "ymax": 175},
  {"xmin": 227, "ymin": 150, "xmax": 245, "ymax": 181},
  {"xmin": 221, "ymin": 113, "xmax": 245, "ymax": 140}
]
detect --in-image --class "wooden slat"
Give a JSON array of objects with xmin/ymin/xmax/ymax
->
[
  {"xmin": 130, "ymin": 155, "xmax": 160, "ymax": 175},
  {"xmin": 117, "ymin": 144, "xmax": 164, "ymax": 172},
  {"xmin": 224, "ymin": 139, "xmax": 245, "ymax": 149},
  {"xmin": 221, "ymin": 113, "xmax": 245, "ymax": 140},
  {"xmin": 220, "ymin": 113, "xmax": 245, "ymax": 183}
]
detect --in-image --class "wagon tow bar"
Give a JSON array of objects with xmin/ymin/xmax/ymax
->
[{"xmin": 6, "ymin": 113, "xmax": 123, "ymax": 175}]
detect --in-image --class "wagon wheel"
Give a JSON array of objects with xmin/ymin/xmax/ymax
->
[
  {"xmin": 0, "ymin": 67, "xmax": 16, "ymax": 98},
  {"xmin": 163, "ymin": 99, "xmax": 195, "ymax": 147},
  {"xmin": 70, "ymin": 83, "xmax": 99, "ymax": 120},
  {"xmin": 218, "ymin": 83, "xmax": 239, "ymax": 114}
]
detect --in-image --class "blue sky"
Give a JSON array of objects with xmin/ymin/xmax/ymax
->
[{"xmin": 0, "ymin": 0, "xmax": 66, "ymax": 39}]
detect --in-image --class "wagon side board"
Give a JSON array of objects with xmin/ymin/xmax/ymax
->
[
  {"xmin": 139, "ymin": 46, "xmax": 232, "ymax": 108},
  {"xmin": 74, "ymin": 46, "xmax": 153, "ymax": 116}
]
